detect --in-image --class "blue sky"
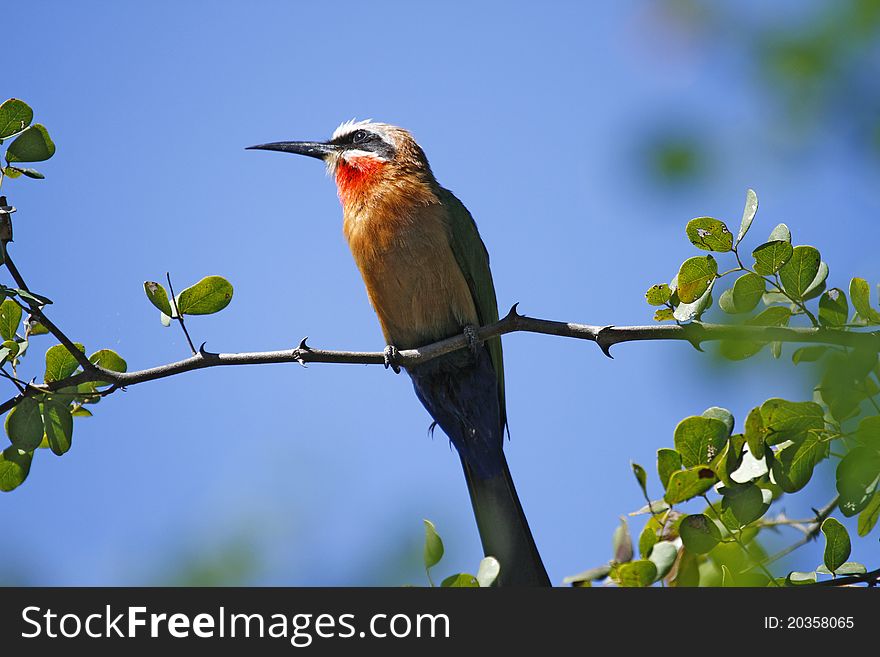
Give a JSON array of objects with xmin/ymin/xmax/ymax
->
[{"xmin": 3, "ymin": 1, "xmax": 878, "ymax": 585}]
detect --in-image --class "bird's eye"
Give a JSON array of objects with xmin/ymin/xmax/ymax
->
[{"xmin": 352, "ymin": 130, "xmax": 369, "ymax": 144}]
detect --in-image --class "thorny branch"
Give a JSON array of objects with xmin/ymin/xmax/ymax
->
[{"xmin": 0, "ymin": 301, "xmax": 878, "ymax": 417}]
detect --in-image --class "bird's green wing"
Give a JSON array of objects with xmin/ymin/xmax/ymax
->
[{"xmin": 438, "ymin": 186, "xmax": 507, "ymax": 430}]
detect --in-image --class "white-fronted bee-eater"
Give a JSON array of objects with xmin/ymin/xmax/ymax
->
[{"xmin": 249, "ymin": 121, "xmax": 550, "ymax": 586}]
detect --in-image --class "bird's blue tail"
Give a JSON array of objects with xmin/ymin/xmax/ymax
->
[
  {"xmin": 408, "ymin": 348, "xmax": 550, "ymax": 586},
  {"xmin": 408, "ymin": 348, "xmax": 504, "ymax": 479}
]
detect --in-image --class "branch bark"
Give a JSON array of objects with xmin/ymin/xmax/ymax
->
[
  {"xmin": 1, "ymin": 303, "xmax": 878, "ymax": 416},
  {"xmin": 3, "ymin": 251, "xmax": 97, "ymax": 375}
]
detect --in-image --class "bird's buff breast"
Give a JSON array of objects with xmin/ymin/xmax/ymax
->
[{"xmin": 343, "ymin": 206, "xmax": 478, "ymax": 349}]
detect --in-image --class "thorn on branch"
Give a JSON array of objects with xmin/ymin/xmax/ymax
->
[
  {"xmin": 198, "ymin": 341, "xmax": 216, "ymax": 357},
  {"xmin": 503, "ymin": 302, "xmax": 522, "ymax": 321},
  {"xmin": 685, "ymin": 325, "xmax": 705, "ymax": 352},
  {"xmin": 293, "ymin": 337, "xmax": 311, "ymax": 367},
  {"xmin": 595, "ymin": 326, "xmax": 615, "ymax": 359}
]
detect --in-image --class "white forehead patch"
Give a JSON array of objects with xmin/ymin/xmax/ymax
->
[{"xmin": 332, "ymin": 118, "xmax": 399, "ymax": 148}]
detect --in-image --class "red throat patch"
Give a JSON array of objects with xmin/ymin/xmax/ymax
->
[{"xmin": 335, "ymin": 156, "xmax": 385, "ymax": 204}]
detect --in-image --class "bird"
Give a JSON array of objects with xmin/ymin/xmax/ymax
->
[{"xmin": 248, "ymin": 120, "xmax": 550, "ymax": 586}]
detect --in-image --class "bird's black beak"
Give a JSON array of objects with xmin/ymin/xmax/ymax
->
[{"xmin": 245, "ymin": 141, "xmax": 340, "ymax": 161}]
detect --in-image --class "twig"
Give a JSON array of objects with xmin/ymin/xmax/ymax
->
[
  {"xmin": 0, "ymin": 366, "xmax": 25, "ymax": 393},
  {"xmin": 166, "ymin": 272, "xmax": 197, "ymax": 355},
  {"xmin": 753, "ymin": 495, "xmax": 840, "ymax": 571},
  {"xmin": 702, "ymin": 494, "xmax": 781, "ymax": 587},
  {"xmin": 812, "ymin": 566, "xmax": 880, "ymax": 587},
  {"xmin": 2, "ymin": 251, "xmax": 96, "ymax": 373}
]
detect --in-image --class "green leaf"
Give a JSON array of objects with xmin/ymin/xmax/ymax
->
[
  {"xmin": 645, "ymin": 284, "xmax": 672, "ymax": 306},
  {"xmin": 668, "ymin": 547, "xmax": 700, "ymax": 587},
  {"xmin": 0, "ymin": 99, "xmax": 33, "ymax": 139},
  {"xmin": 762, "ymin": 291, "xmax": 792, "ymax": 306},
  {"xmin": 5, "ymin": 398, "xmax": 44, "ymax": 451},
  {"xmin": 143, "ymin": 281, "xmax": 174, "ymax": 316},
  {"xmin": 476, "ymin": 556, "xmax": 500, "ymax": 587},
  {"xmin": 0, "ymin": 340, "xmax": 19, "ymax": 365},
  {"xmin": 562, "ymin": 565, "xmax": 611, "ymax": 586},
  {"xmin": 849, "ymin": 277, "xmax": 880, "ymax": 324},
  {"xmin": 735, "ymin": 189, "xmax": 758, "ymax": 245},
  {"xmin": 744, "ymin": 407, "xmax": 766, "ymax": 459},
  {"xmin": 817, "ymin": 562, "xmax": 866, "ymax": 576},
  {"xmin": 721, "ymin": 565, "xmax": 735, "ymax": 587},
  {"xmin": 71, "ymin": 406, "xmax": 93, "ymax": 418},
  {"xmin": 802, "ymin": 261, "xmax": 829, "ymax": 300},
  {"xmin": 0, "ymin": 446, "xmax": 32, "ymax": 492},
  {"xmin": 88, "ymin": 349, "xmax": 127, "ymax": 373},
  {"xmin": 718, "ymin": 288, "xmax": 738, "ymax": 314},
  {"xmin": 11, "ymin": 167, "xmax": 45, "ymax": 179},
  {"xmin": 630, "ymin": 499, "xmax": 670, "ymax": 516},
  {"xmin": 772, "ymin": 431, "xmax": 825, "ymax": 493},
  {"xmin": 612, "ymin": 517, "xmax": 633, "ymax": 563},
  {"xmin": 616, "ymin": 559, "xmax": 657, "ymax": 587},
  {"xmin": 676, "ymin": 255, "xmax": 718, "ymax": 304},
  {"xmin": 702, "ymin": 406, "xmax": 734, "ymax": 436},
  {"xmin": 819, "ymin": 288, "xmax": 849, "ymax": 327},
  {"xmin": 791, "ymin": 345, "xmax": 830, "ymax": 364},
  {"xmin": 752, "ymin": 240, "xmax": 793, "ymax": 275},
  {"xmin": 5, "ymin": 124, "xmax": 55, "ymax": 163},
  {"xmin": 818, "ymin": 349, "xmax": 879, "ymax": 422},
  {"xmin": 674, "ymin": 416, "xmax": 729, "ymax": 468},
  {"xmin": 664, "ymin": 466, "xmax": 717, "ymax": 504},
  {"xmin": 638, "ymin": 524, "xmax": 658, "ymax": 558},
  {"xmin": 679, "ymin": 514, "xmax": 721, "ymax": 554},
  {"xmin": 672, "ymin": 281, "xmax": 713, "ymax": 322},
  {"xmin": 657, "ymin": 448, "xmax": 682, "ymax": 489},
  {"xmin": 41, "ymin": 400, "xmax": 73, "ymax": 456},
  {"xmin": 26, "ymin": 316, "xmax": 49, "ymax": 337},
  {"xmin": 653, "ymin": 308, "xmax": 675, "ymax": 322},
  {"xmin": 835, "ymin": 447, "xmax": 880, "ymax": 517},
  {"xmin": 647, "ymin": 541, "xmax": 677, "ymax": 580},
  {"xmin": 778, "ymin": 246, "xmax": 821, "ymax": 300},
  {"xmin": 631, "ymin": 461, "xmax": 648, "ymax": 497},
  {"xmin": 44, "ymin": 343, "xmax": 85, "ymax": 382},
  {"xmin": 686, "ymin": 217, "xmax": 733, "ymax": 252},
  {"xmin": 720, "ymin": 483, "xmax": 766, "ymax": 526},
  {"xmin": 786, "ymin": 571, "xmax": 817, "ymax": 585},
  {"xmin": 857, "ymin": 491, "xmax": 880, "ymax": 537},
  {"xmin": 14, "ymin": 288, "xmax": 53, "ymax": 307},
  {"xmin": 440, "ymin": 573, "xmax": 479, "ymax": 587},
  {"xmin": 718, "ymin": 306, "xmax": 792, "ymax": 361},
  {"xmin": 729, "ymin": 445, "xmax": 770, "ymax": 484},
  {"xmin": 423, "ymin": 519, "xmax": 444, "ymax": 571},
  {"xmin": 855, "ymin": 415, "xmax": 880, "ymax": 452},
  {"xmin": 768, "ymin": 223, "xmax": 791, "ymax": 243},
  {"xmin": 176, "ymin": 275, "xmax": 234, "ymax": 315},
  {"xmin": 0, "ymin": 298, "xmax": 21, "ymax": 341},
  {"xmin": 759, "ymin": 398, "xmax": 824, "ymax": 445},
  {"xmin": 4, "ymin": 166, "xmax": 44, "ymax": 180},
  {"xmin": 728, "ymin": 273, "xmax": 765, "ymax": 313},
  {"xmin": 821, "ymin": 518, "xmax": 851, "ymax": 574},
  {"xmin": 855, "ymin": 416, "xmax": 880, "ymax": 451}
]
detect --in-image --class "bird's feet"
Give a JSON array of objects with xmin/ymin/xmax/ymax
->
[
  {"xmin": 383, "ymin": 344, "xmax": 401, "ymax": 374},
  {"xmin": 463, "ymin": 324, "xmax": 481, "ymax": 357}
]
